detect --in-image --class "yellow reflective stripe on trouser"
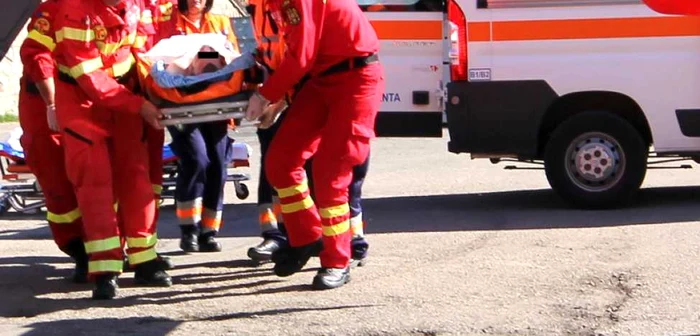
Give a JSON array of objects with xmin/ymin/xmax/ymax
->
[
  {"xmin": 281, "ymin": 195, "xmax": 314, "ymax": 214},
  {"xmin": 27, "ymin": 29, "xmax": 56, "ymax": 51},
  {"xmin": 126, "ymin": 234, "xmax": 157, "ymax": 249},
  {"xmin": 320, "ymin": 204, "xmax": 349, "ymax": 219},
  {"xmin": 47, "ymin": 208, "xmax": 81, "ymax": 224},
  {"xmin": 58, "ymin": 57, "xmax": 104, "ymax": 78},
  {"xmin": 350, "ymin": 213, "xmax": 364, "ymax": 237},
  {"xmin": 152, "ymin": 184, "xmax": 163, "ymax": 195},
  {"xmin": 84, "ymin": 236, "xmax": 122, "ymax": 253},
  {"xmin": 276, "ymin": 180, "xmax": 309, "ymax": 198},
  {"xmin": 323, "ymin": 220, "xmax": 351, "ymax": 237},
  {"xmin": 128, "ymin": 247, "xmax": 157, "ymax": 265},
  {"xmin": 55, "ymin": 27, "xmax": 95, "ymax": 43},
  {"xmin": 88, "ymin": 259, "xmax": 123, "ymax": 273}
]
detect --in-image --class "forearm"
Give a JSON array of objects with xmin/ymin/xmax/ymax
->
[{"xmin": 34, "ymin": 77, "xmax": 56, "ymax": 106}]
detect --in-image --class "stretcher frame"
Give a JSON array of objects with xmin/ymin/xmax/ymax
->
[{"xmin": 0, "ymin": 139, "xmax": 251, "ymax": 215}]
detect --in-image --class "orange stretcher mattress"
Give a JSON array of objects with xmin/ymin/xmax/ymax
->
[{"xmin": 135, "ymin": 54, "xmax": 248, "ymax": 106}]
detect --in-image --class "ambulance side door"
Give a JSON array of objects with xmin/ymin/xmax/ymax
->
[{"xmin": 359, "ymin": 0, "xmax": 447, "ymax": 137}]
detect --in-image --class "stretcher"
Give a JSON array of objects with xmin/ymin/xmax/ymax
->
[
  {"xmin": 136, "ymin": 1, "xmax": 262, "ymax": 128},
  {"xmin": 0, "ymin": 129, "xmax": 252, "ymax": 215}
]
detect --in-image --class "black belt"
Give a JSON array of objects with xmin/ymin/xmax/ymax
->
[
  {"xmin": 57, "ymin": 71, "xmax": 130, "ymax": 85},
  {"xmin": 294, "ymin": 53, "xmax": 379, "ymax": 92},
  {"xmin": 320, "ymin": 53, "xmax": 379, "ymax": 77},
  {"xmin": 25, "ymin": 80, "xmax": 40, "ymax": 95}
]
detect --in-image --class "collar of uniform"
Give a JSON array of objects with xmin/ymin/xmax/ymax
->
[{"xmin": 177, "ymin": 12, "xmax": 213, "ymax": 34}]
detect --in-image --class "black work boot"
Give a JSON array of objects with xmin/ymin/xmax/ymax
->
[
  {"xmin": 271, "ymin": 239, "xmax": 323, "ymax": 277},
  {"xmin": 198, "ymin": 231, "xmax": 222, "ymax": 252},
  {"xmin": 92, "ymin": 273, "xmax": 119, "ymax": 300},
  {"xmin": 179, "ymin": 224, "xmax": 199, "ymax": 252},
  {"xmin": 350, "ymin": 237, "xmax": 369, "ymax": 268},
  {"xmin": 312, "ymin": 266, "xmax": 351, "ymax": 290},
  {"xmin": 64, "ymin": 239, "xmax": 89, "ymax": 284},
  {"xmin": 247, "ymin": 238, "xmax": 282, "ymax": 262},
  {"xmin": 123, "ymin": 253, "xmax": 174, "ymax": 272},
  {"xmin": 133, "ymin": 259, "xmax": 172, "ymax": 287}
]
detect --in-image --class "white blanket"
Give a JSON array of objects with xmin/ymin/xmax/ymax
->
[{"xmin": 142, "ymin": 33, "xmax": 240, "ymax": 75}]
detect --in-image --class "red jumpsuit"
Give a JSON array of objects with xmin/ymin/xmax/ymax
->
[
  {"xmin": 18, "ymin": 0, "xmax": 84, "ymax": 255},
  {"xmin": 53, "ymin": 0, "xmax": 158, "ymax": 276},
  {"xmin": 139, "ymin": 0, "xmax": 166, "ymax": 221},
  {"xmin": 260, "ymin": 0, "xmax": 385, "ymax": 269}
]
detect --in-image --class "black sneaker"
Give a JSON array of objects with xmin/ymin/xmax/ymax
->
[
  {"xmin": 271, "ymin": 239, "xmax": 323, "ymax": 277},
  {"xmin": 247, "ymin": 238, "xmax": 282, "ymax": 262},
  {"xmin": 92, "ymin": 273, "xmax": 119, "ymax": 300},
  {"xmin": 180, "ymin": 225, "xmax": 199, "ymax": 252},
  {"xmin": 133, "ymin": 259, "xmax": 172, "ymax": 287},
  {"xmin": 311, "ymin": 267, "xmax": 350, "ymax": 290}
]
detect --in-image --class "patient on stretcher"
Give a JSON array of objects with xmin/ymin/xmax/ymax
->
[{"xmin": 139, "ymin": 33, "xmax": 256, "ymax": 92}]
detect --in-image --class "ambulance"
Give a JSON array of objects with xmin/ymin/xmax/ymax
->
[{"xmin": 360, "ymin": 0, "xmax": 700, "ymax": 209}]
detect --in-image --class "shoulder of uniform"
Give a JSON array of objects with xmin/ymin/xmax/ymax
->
[{"xmin": 57, "ymin": 0, "xmax": 92, "ymax": 25}]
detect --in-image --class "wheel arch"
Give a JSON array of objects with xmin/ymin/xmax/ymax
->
[{"xmin": 537, "ymin": 91, "xmax": 653, "ymax": 157}]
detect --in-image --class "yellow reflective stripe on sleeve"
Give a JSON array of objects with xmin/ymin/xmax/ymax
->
[
  {"xmin": 126, "ymin": 234, "xmax": 158, "ymax": 249},
  {"xmin": 96, "ymin": 41, "xmax": 121, "ymax": 54},
  {"xmin": 322, "ymin": 220, "xmax": 350, "ymax": 237},
  {"xmin": 276, "ymin": 180, "xmax": 309, "ymax": 198},
  {"xmin": 58, "ymin": 57, "xmax": 104, "ymax": 78},
  {"xmin": 27, "ymin": 30, "xmax": 56, "ymax": 51},
  {"xmin": 281, "ymin": 195, "xmax": 314, "ymax": 214},
  {"xmin": 128, "ymin": 247, "xmax": 157, "ymax": 265},
  {"xmin": 132, "ymin": 35, "xmax": 147, "ymax": 49},
  {"xmin": 111, "ymin": 54, "xmax": 135, "ymax": 77},
  {"xmin": 152, "ymin": 184, "xmax": 163, "ymax": 195},
  {"xmin": 47, "ymin": 208, "xmax": 81, "ymax": 224},
  {"xmin": 88, "ymin": 259, "xmax": 123, "ymax": 273},
  {"xmin": 158, "ymin": 15, "xmax": 171, "ymax": 22},
  {"xmin": 140, "ymin": 12, "xmax": 153, "ymax": 24},
  {"xmin": 319, "ymin": 204, "xmax": 349, "ymax": 219},
  {"xmin": 84, "ymin": 236, "xmax": 122, "ymax": 254},
  {"xmin": 56, "ymin": 27, "xmax": 95, "ymax": 43}
]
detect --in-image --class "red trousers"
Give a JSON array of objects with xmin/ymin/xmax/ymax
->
[
  {"xmin": 265, "ymin": 63, "xmax": 384, "ymax": 269},
  {"xmin": 146, "ymin": 126, "xmax": 164, "ymax": 223},
  {"xmin": 17, "ymin": 82, "xmax": 83, "ymax": 254},
  {"xmin": 55, "ymin": 80, "xmax": 158, "ymax": 276}
]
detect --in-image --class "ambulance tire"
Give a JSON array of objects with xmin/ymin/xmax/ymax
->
[{"xmin": 543, "ymin": 110, "xmax": 648, "ymax": 210}]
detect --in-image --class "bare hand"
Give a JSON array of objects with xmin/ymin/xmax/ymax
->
[
  {"xmin": 46, "ymin": 104, "xmax": 59, "ymax": 132},
  {"xmin": 245, "ymin": 92, "xmax": 270, "ymax": 122},
  {"xmin": 139, "ymin": 100, "xmax": 164, "ymax": 130},
  {"xmin": 258, "ymin": 100, "xmax": 287, "ymax": 129}
]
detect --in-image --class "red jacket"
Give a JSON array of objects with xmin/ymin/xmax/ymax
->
[
  {"xmin": 258, "ymin": 0, "xmax": 380, "ymax": 102},
  {"xmin": 19, "ymin": 0, "xmax": 62, "ymax": 84},
  {"xmin": 53, "ymin": 0, "xmax": 150, "ymax": 114}
]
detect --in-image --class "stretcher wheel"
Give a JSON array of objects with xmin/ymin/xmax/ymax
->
[{"xmin": 235, "ymin": 182, "xmax": 249, "ymax": 200}]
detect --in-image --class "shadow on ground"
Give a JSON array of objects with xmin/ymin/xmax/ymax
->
[{"xmin": 3, "ymin": 186, "xmax": 700, "ymax": 242}]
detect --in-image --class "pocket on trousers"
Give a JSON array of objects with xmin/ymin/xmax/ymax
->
[{"xmin": 342, "ymin": 122, "xmax": 374, "ymax": 167}]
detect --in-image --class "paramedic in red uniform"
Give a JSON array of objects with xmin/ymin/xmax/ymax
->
[
  {"xmin": 157, "ymin": 0, "xmax": 238, "ymax": 253},
  {"xmin": 53, "ymin": 0, "xmax": 172, "ymax": 300},
  {"xmin": 246, "ymin": 0, "xmax": 372, "ymax": 268},
  {"xmin": 246, "ymin": 0, "xmax": 384, "ymax": 289},
  {"xmin": 18, "ymin": 0, "xmax": 89, "ymax": 284}
]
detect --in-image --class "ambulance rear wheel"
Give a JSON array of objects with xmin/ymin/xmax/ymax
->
[
  {"xmin": 235, "ymin": 183, "xmax": 250, "ymax": 200},
  {"xmin": 543, "ymin": 110, "xmax": 648, "ymax": 209}
]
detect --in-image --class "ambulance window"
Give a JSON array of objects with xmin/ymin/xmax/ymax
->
[{"xmin": 358, "ymin": 0, "xmax": 444, "ymax": 12}]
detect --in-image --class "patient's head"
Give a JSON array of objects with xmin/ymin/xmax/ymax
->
[
  {"xmin": 179, "ymin": 0, "xmax": 214, "ymax": 17},
  {"xmin": 188, "ymin": 46, "xmax": 226, "ymax": 75}
]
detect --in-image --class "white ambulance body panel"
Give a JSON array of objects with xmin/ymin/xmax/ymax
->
[{"xmin": 458, "ymin": 0, "xmax": 700, "ymax": 152}]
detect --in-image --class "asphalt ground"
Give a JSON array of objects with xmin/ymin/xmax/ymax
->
[{"xmin": 0, "ymin": 122, "xmax": 699, "ymax": 336}]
